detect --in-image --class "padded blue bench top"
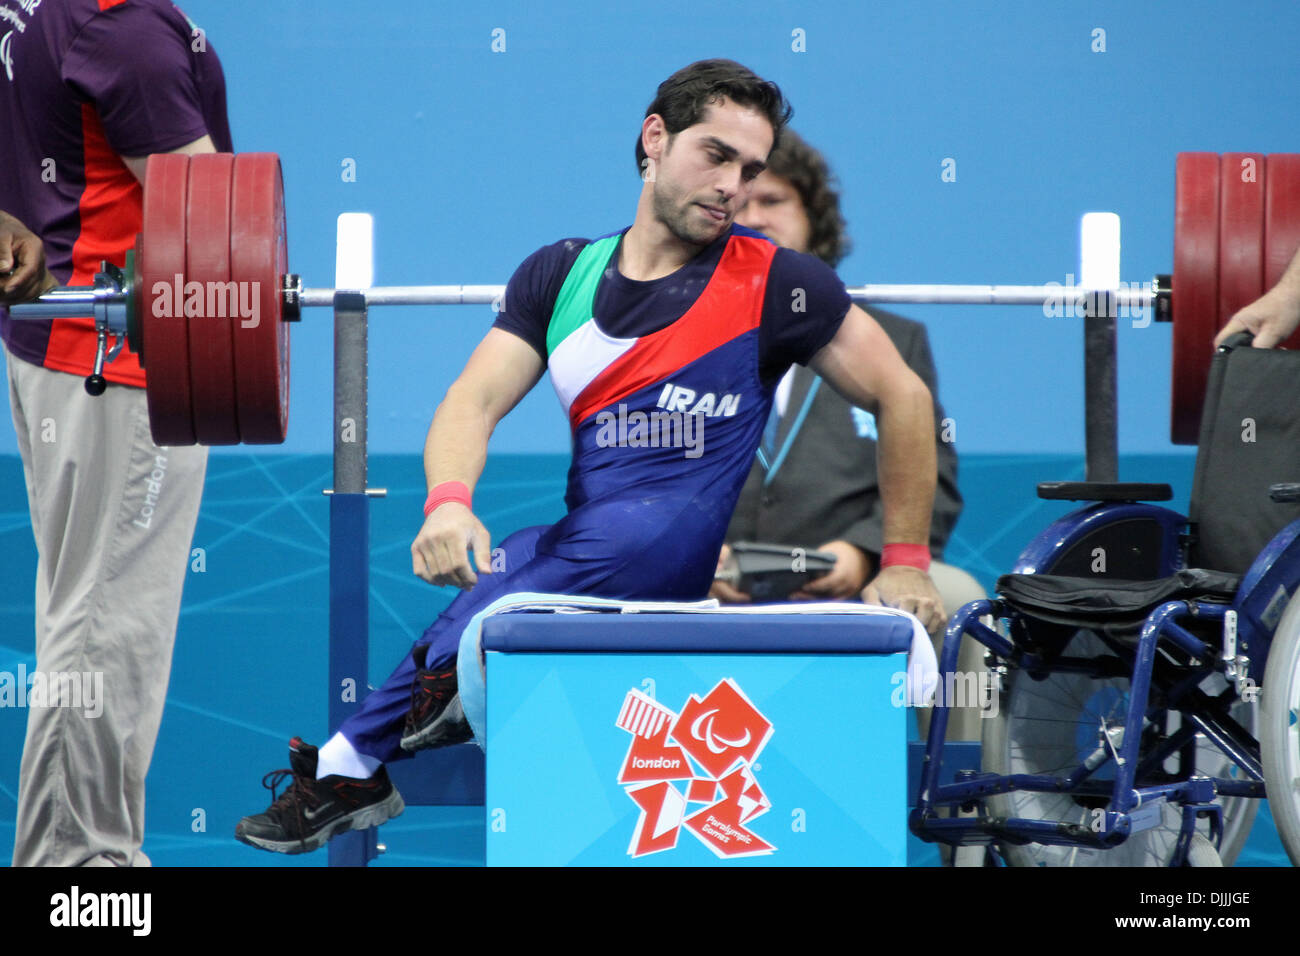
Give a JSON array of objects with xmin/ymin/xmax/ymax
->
[{"xmin": 480, "ymin": 611, "xmax": 914, "ymax": 654}]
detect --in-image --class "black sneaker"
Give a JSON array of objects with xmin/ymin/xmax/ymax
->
[
  {"xmin": 400, "ymin": 667, "xmax": 474, "ymax": 752},
  {"xmin": 234, "ymin": 737, "xmax": 404, "ymax": 854}
]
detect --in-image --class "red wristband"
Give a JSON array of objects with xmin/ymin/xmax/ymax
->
[
  {"xmin": 424, "ymin": 481, "xmax": 472, "ymax": 517},
  {"xmin": 880, "ymin": 543, "xmax": 931, "ymax": 572}
]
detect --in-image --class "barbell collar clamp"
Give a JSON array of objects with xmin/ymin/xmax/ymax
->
[
  {"xmin": 1153, "ymin": 274, "xmax": 1172, "ymax": 322},
  {"xmin": 281, "ymin": 274, "xmax": 303, "ymax": 321},
  {"xmin": 85, "ymin": 321, "xmax": 109, "ymax": 396},
  {"xmin": 12, "ymin": 261, "xmax": 130, "ymax": 334}
]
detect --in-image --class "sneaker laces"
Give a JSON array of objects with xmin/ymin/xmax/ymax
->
[
  {"xmin": 405, "ymin": 679, "xmax": 424, "ymax": 727},
  {"xmin": 261, "ymin": 766, "xmax": 322, "ymax": 842}
]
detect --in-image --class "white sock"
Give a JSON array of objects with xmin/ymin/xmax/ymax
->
[{"xmin": 315, "ymin": 732, "xmax": 382, "ymax": 780}]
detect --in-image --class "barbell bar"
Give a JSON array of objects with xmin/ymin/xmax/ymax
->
[
  {"xmin": 15, "ymin": 280, "xmax": 1159, "ymax": 314},
  {"xmin": 9, "ymin": 151, "xmax": 1299, "ymax": 447},
  {"xmin": 290, "ymin": 284, "xmax": 1159, "ymax": 309}
]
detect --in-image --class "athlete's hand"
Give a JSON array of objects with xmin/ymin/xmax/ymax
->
[
  {"xmin": 0, "ymin": 212, "xmax": 57, "ymax": 306},
  {"xmin": 790, "ymin": 540, "xmax": 870, "ymax": 600},
  {"xmin": 709, "ymin": 543, "xmax": 751, "ymax": 603},
  {"xmin": 411, "ymin": 502, "xmax": 493, "ymax": 590},
  {"xmin": 862, "ymin": 564, "xmax": 947, "ymax": 638},
  {"xmin": 1214, "ymin": 287, "xmax": 1300, "ymax": 350}
]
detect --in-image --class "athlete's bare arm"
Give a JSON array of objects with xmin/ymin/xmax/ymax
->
[
  {"xmin": 121, "ymin": 134, "xmax": 217, "ymax": 183},
  {"xmin": 810, "ymin": 303, "xmax": 946, "ymax": 635},
  {"xmin": 411, "ymin": 328, "xmax": 547, "ymax": 589}
]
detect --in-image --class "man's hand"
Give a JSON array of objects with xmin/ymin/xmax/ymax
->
[
  {"xmin": 862, "ymin": 564, "xmax": 946, "ymax": 637},
  {"xmin": 0, "ymin": 212, "xmax": 57, "ymax": 306},
  {"xmin": 791, "ymin": 539, "xmax": 870, "ymax": 600},
  {"xmin": 1214, "ymin": 287, "xmax": 1300, "ymax": 350},
  {"xmin": 411, "ymin": 502, "xmax": 493, "ymax": 590},
  {"xmin": 709, "ymin": 542, "xmax": 752, "ymax": 603}
]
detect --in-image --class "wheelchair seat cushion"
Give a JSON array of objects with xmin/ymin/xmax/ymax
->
[{"xmin": 996, "ymin": 568, "xmax": 1240, "ymax": 628}]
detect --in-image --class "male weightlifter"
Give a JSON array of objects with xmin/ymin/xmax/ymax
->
[
  {"xmin": 0, "ymin": 0, "xmax": 231, "ymax": 866},
  {"xmin": 236, "ymin": 58, "xmax": 944, "ymax": 853}
]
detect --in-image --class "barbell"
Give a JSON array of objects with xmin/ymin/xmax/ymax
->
[{"xmin": 9, "ymin": 151, "xmax": 1299, "ymax": 447}]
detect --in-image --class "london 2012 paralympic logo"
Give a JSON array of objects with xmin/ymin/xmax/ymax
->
[{"xmin": 615, "ymin": 677, "xmax": 774, "ymax": 859}]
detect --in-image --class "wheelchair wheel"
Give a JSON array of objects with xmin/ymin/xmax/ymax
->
[
  {"xmin": 1261, "ymin": 591, "xmax": 1300, "ymax": 866},
  {"xmin": 983, "ymin": 628, "xmax": 1258, "ymax": 866},
  {"xmin": 1184, "ymin": 833, "xmax": 1223, "ymax": 867}
]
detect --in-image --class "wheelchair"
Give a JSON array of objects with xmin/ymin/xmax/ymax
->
[{"xmin": 912, "ymin": 335, "xmax": 1300, "ymax": 866}]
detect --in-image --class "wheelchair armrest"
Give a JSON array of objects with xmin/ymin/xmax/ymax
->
[
  {"xmin": 1270, "ymin": 483, "xmax": 1300, "ymax": 503},
  {"xmin": 1037, "ymin": 481, "xmax": 1174, "ymax": 502}
]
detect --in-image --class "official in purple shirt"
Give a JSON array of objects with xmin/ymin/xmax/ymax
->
[{"xmin": 0, "ymin": 0, "xmax": 231, "ymax": 867}]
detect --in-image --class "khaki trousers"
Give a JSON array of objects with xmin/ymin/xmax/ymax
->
[{"xmin": 6, "ymin": 349, "xmax": 206, "ymax": 866}]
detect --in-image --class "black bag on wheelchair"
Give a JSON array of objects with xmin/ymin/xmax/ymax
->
[{"xmin": 996, "ymin": 568, "xmax": 1240, "ymax": 631}]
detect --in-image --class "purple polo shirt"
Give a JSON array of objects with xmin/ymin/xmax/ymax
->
[{"xmin": 0, "ymin": 0, "xmax": 232, "ymax": 385}]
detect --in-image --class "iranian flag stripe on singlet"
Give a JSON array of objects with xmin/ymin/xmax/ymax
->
[
  {"xmin": 545, "ymin": 233, "xmax": 775, "ymax": 431},
  {"xmin": 546, "ymin": 236, "xmax": 630, "ymax": 416}
]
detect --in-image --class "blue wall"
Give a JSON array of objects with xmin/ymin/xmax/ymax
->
[{"xmin": 3, "ymin": 0, "xmax": 1298, "ymax": 456}]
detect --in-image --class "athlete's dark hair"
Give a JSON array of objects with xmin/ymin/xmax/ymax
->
[
  {"xmin": 763, "ymin": 128, "xmax": 852, "ymax": 268},
  {"xmin": 635, "ymin": 59, "xmax": 793, "ymax": 180}
]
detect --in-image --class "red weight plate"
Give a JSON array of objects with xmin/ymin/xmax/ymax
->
[
  {"xmin": 1218, "ymin": 153, "xmax": 1266, "ymax": 326},
  {"xmin": 1171, "ymin": 152, "xmax": 1221, "ymax": 445},
  {"xmin": 230, "ymin": 153, "xmax": 290, "ymax": 443},
  {"xmin": 141, "ymin": 153, "xmax": 196, "ymax": 446},
  {"xmin": 185, "ymin": 153, "xmax": 241, "ymax": 444},
  {"xmin": 1265, "ymin": 154, "xmax": 1300, "ymax": 350}
]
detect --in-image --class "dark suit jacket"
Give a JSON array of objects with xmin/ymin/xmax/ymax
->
[{"xmin": 725, "ymin": 308, "xmax": 962, "ymax": 560}]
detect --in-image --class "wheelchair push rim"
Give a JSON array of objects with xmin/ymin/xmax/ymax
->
[{"xmin": 1261, "ymin": 590, "xmax": 1300, "ymax": 866}]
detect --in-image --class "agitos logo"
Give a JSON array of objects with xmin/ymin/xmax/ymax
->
[{"xmin": 615, "ymin": 678, "xmax": 774, "ymax": 859}]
